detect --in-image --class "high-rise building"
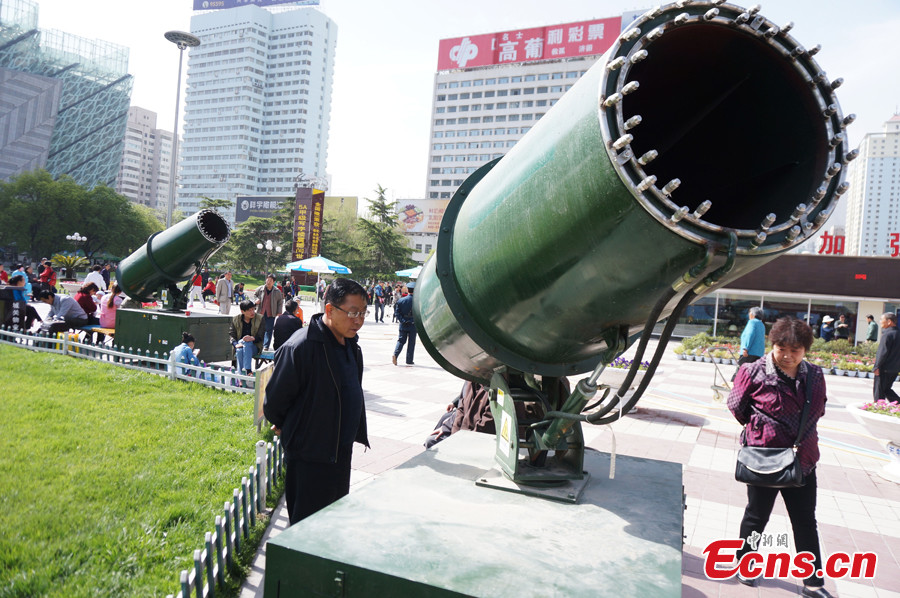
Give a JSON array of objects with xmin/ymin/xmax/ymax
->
[
  {"xmin": 425, "ymin": 13, "xmax": 640, "ymax": 201},
  {"xmin": 115, "ymin": 107, "xmax": 174, "ymax": 211},
  {"xmin": 0, "ymin": 0, "xmax": 132, "ymax": 187},
  {"xmin": 844, "ymin": 115, "xmax": 900, "ymax": 256},
  {"xmin": 410, "ymin": 12, "xmax": 641, "ymax": 260},
  {"xmin": 178, "ymin": 4, "xmax": 337, "ymax": 225}
]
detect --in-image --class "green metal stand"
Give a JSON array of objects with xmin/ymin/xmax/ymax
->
[{"xmin": 264, "ymin": 432, "xmax": 684, "ymax": 598}]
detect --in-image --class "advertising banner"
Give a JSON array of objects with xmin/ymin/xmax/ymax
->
[
  {"xmin": 437, "ymin": 16, "xmax": 620, "ymax": 70},
  {"xmin": 292, "ymin": 188, "xmax": 325, "ymax": 261},
  {"xmin": 193, "ymin": 0, "xmax": 319, "ymax": 11},
  {"xmin": 397, "ymin": 200, "xmax": 450, "ymax": 234},
  {"xmin": 235, "ymin": 196, "xmax": 288, "ymax": 223}
]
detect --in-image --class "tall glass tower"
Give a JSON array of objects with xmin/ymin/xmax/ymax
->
[{"xmin": 0, "ymin": 0, "xmax": 132, "ymax": 186}]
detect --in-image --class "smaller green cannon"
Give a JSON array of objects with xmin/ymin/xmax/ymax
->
[
  {"xmin": 114, "ymin": 210, "xmax": 233, "ymax": 361},
  {"xmin": 117, "ymin": 209, "xmax": 230, "ymax": 311}
]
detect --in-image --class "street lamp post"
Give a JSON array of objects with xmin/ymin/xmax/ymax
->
[
  {"xmin": 164, "ymin": 30, "xmax": 201, "ymax": 228},
  {"xmin": 257, "ymin": 239, "xmax": 282, "ymax": 276},
  {"xmin": 65, "ymin": 232, "xmax": 88, "ymax": 279}
]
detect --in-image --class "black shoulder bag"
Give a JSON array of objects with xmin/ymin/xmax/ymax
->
[{"xmin": 734, "ymin": 367, "xmax": 812, "ymax": 488}]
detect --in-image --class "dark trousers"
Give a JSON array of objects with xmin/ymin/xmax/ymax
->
[
  {"xmin": 873, "ymin": 371, "xmax": 900, "ymax": 402},
  {"xmin": 285, "ymin": 444, "xmax": 353, "ymax": 525},
  {"xmin": 394, "ymin": 327, "xmax": 416, "ymax": 364},
  {"xmin": 737, "ymin": 471, "xmax": 823, "ymax": 587},
  {"xmin": 732, "ymin": 354, "xmax": 762, "ymax": 381},
  {"xmin": 374, "ymin": 299, "xmax": 385, "ymax": 322}
]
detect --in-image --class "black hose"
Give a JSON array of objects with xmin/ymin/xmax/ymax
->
[{"xmin": 587, "ymin": 288, "xmax": 697, "ymax": 425}]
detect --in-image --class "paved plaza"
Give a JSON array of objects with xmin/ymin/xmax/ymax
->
[
  {"xmin": 34, "ymin": 295, "xmax": 897, "ymax": 596},
  {"xmin": 228, "ymin": 300, "xmax": 900, "ymax": 598}
]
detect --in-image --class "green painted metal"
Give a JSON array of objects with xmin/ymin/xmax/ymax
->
[
  {"xmin": 264, "ymin": 432, "xmax": 684, "ymax": 597},
  {"xmin": 413, "ymin": 1, "xmax": 851, "ymax": 384},
  {"xmin": 116, "ymin": 209, "xmax": 230, "ymax": 306},
  {"xmin": 114, "ymin": 308, "xmax": 232, "ymax": 362},
  {"xmin": 487, "ymin": 372, "xmax": 586, "ymax": 486}
]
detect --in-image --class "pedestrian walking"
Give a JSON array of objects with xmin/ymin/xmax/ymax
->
[
  {"xmin": 728, "ymin": 317, "xmax": 832, "ymax": 598},
  {"xmin": 392, "ymin": 282, "xmax": 416, "ymax": 366},
  {"xmin": 873, "ymin": 312, "xmax": 900, "ymax": 403}
]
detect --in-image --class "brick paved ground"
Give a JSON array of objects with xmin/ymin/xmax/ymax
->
[{"xmin": 238, "ymin": 302, "xmax": 900, "ymax": 598}]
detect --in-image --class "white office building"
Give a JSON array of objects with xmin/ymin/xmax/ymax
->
[
  {"xmin": 178, "ymin": 4, "xmax": 336, "ymax": 225},
  {"xmin": 425, "ymin": 13, "xmax": 640, "ymax": 201},
  {"xmin": 115, "ymin": 106, "xmax": 174, "ymax": 211},
  {"xmin": 844, "ymin": 114, "xmax": 900, "ymax": 256}
]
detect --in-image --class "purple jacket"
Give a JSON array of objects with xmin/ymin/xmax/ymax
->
[{"xmin": 727, "ymin": 353, "xmax": 827, "ymax": 475}]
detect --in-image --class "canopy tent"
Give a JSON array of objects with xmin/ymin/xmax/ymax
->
[
  {"xmin": 284, "ymin": 255, "xmax": 351, "ymax": 275},
  {"xmin": 395, "ymin": 265, "xmax": 423, "ymax": 279}
]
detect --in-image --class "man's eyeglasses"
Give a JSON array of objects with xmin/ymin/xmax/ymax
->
[{"xmin": 331, "ymin": 304, "xmax": 368, "ymax": 319}]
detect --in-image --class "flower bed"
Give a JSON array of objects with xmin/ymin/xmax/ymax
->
[{"xmin": 673, "ymin": 332, "xmax": 878, "ymax": 376}]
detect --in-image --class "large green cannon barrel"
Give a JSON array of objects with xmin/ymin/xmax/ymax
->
[
  {"xmin": 414, "ymin": 1, "xmax": 854, "ymax": 384},
  {"xmin": 117, "ymin": 209, "xmax": 231, "ymax": 302}
]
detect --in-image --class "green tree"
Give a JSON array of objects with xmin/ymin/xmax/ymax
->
[
  {"xmin": 0, "ymin": 170, "xmax": 82, "ymax": 261},
  {"xmin": 355, "ymin": 185, "xmax": 414, "ymax": 279},
  {"xmin": 223, "ymin": 217, "xmax": 287, "ymax": 275},
  {"xmin": 132, "ymin": 204, "xmax": 167, "ymax": 236},
  {"xmin": 198, "ymin": 196, "xmax": 235, "ymax": 215},
  {"xmin": 76, "ymin": 185, "xmax": 157, "ymax": 261},
  {"xmin": 320, "ymin": 210, "xmax": 367, "ymax": 273},
  {"xmin": 366, "ymin": 184, "xmax": 398, "ymax": 224},
  {"xmin": 0, "ymin": 169, "xmax": 163, "ymax": 264}
]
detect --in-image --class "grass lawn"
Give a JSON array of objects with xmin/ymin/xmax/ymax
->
[{"xmin": 0, "ymin": 344, "xmax": 272, "ymax": 597}]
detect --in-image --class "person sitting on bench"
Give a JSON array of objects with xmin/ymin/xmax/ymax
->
[
  {"xmin": 34, "ymin": 288, "xmax": 89, "ymax": 333},
  {"xmin": 230, "ymin": 299, "xmax": 264, "ymax": 375},
  {"xmin": 73, "ymin": 282, "xmax": 101, "ymax": 326},
  {"xmin": 4, "ymin": 274, "xmax": 41, "ymax": 330}
]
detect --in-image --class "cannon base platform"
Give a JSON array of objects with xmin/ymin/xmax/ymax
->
[
  {"xmin": 114, "ymin": 308, "xmax": 232, "ymax": 362},
  {"xmin": 264, "ymin": 431, "xmax": 683, "ymax": 597}
]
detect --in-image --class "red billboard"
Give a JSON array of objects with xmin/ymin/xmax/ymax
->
[{"xmin": 437, "ymin": 16, "xmax": 621, "ymax": 71}]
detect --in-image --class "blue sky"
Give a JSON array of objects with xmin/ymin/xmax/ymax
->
[{"xmin": 32, "ymin": 0, "xmax": 900, "ymax": 202}]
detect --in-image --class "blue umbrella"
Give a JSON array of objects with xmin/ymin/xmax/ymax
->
[
  {"xmin": 284, "ymin": 255, "xmax": 351, "ymax": 274},
  {"xmin": 395, "ymin": 265, "xmax": 422, "ymax": 278}
]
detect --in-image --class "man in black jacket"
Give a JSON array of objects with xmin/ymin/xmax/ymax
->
[
  {"xmin": 272, "ymin": 298, "xmax": 303, "ymax": 351},
  {"xmin": 264, "ymin": 278, "xmax": 370, "ymax": 524},
  {"xmin": 873, "ymin": 312, "xmax": 900, "ymax": 403}
]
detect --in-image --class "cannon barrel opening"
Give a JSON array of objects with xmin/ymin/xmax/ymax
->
[
  {"xmin": 196, "ymin": 208, "xmax": 231, "ymax": 245},
  {"xmin": 624, "ymin": 24, "xmax": 826, "ymax": 231},
  {"xmin": 414, "ymin": 2, "xmax": 854, "ymax": 383}
]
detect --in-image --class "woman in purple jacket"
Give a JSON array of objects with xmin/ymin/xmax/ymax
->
[{"xmin": 727, "ymin": 317, "xmax": 831, "ymax": 597}]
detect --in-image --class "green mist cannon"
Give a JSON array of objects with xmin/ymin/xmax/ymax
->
[
  {"xmin": 113, "ymin": 209, "xmax": 233, "ymax": 362},
  {"xmin": 117, "ymin": 209, "xmax": 231, "ymax": 311},
  {"xmin": 414, "ymin": 1, "xmax": 854, "ymax": 493}
]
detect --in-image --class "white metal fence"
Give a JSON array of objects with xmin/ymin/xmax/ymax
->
[
  {"xmin": 168, "ymin": 439, "xmax": 284, "ymax": 598},
  {"xmin": 0, "ymin": 326, "xmax": 262, "ymax": 394}
]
